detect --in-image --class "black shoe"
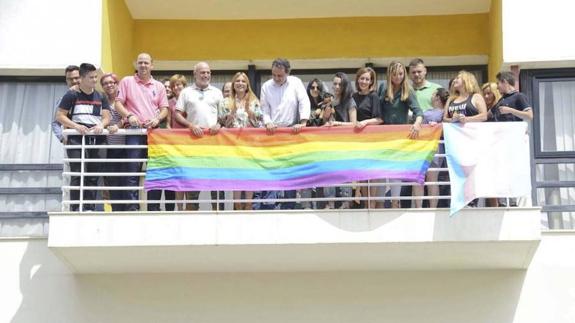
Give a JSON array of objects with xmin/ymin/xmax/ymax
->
[{"xmin": 125, "ymin": 205, "xmax": 140, "ymax": 212}]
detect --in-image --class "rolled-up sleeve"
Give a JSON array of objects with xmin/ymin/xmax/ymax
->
[
  {"xmin": 407, "ymin": 91, "xmax": 423, "ymax": 118},
  {"xmin": 296, "ymin": 79, "xmax": 311, "ymax": 122},
  {"xmin": 260, "ymin": 84, "xmax": 272, "ymax": 125},
  {"xmin": 116, "ymin": 78, "xmax": 128, "ymax": 105}
]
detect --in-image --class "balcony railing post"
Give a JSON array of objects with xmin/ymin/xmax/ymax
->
[
  {"xmin": 62, "ymin": 156, "xmax": 67, "ymax": 212},
  {"xmin": 79, "ymin": 134, "xmax": 85, "ymax": 212}
]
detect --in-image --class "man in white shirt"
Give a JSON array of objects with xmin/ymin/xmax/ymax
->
[
  {"xmin": 260, "ymin": 58, "xmax": 311, "ymax": 209},
  {"xmin": 261, "ymin": 58, "xmax": 310, "ymax": 133},
  {"xmin": 175, "ymin": 62, "xmax": 224, "ymax": 211}
]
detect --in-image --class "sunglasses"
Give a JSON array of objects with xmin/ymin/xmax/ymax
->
[{"xmin": 311, "ymin": 86, "xmax": 319, "ymax": 90}]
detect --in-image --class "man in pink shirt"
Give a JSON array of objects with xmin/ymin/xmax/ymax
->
[{"xmin": 115, "ymin": 53, "xmax": 169, "ymax": 211}]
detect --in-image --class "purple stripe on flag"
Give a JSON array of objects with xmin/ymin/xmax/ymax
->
[{"xmin": 145, "ymin": 169, "xmax": 424, "ymax": 191}]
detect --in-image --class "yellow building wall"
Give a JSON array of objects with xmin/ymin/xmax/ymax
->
[
  {"xmin": 101, "ymin": 0, "xmax": 135, "ymax": 77},
  {"xmin": 488, "ymin": 0, "xmax": 503, "ymax": 81},
  {"xmin": 132, "ymin": 14, "xmax": 489, "ymax": 62}
]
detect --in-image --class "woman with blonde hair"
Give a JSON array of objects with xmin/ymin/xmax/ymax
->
[
  {"xmin": 481, "ymin": 82, "xmax": 501, "ymax": 121},
  {"xmin": 443, "ymin": 71, "xmax": 487, "ymax": 123},
  {"xmin": 380, "ymin": 61, "xmax": 423, "ymax": 208},
  {"xmin": 218, "ymin": 72, "xmax": 263, "ymax": 210},
  {"xmin": 481, "ymin": 82, "xmax": 502, "ymax": 207}
]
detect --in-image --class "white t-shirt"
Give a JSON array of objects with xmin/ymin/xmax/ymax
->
[{"xmin": 176, "ymin": 84, "xmax": 223, "ymax": 128}]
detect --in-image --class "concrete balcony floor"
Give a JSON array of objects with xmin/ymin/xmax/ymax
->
[{"xmin": 48, "ymin": 208, "xmax": 541, "ymax": 273}]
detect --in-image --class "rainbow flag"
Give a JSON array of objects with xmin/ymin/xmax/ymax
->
[{"xmin": 144, "ymin": 125, "xmax": 442, "ymax": 191}]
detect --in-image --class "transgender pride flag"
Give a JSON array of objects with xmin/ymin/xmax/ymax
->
[{"xmin": 443, "ymin": 122, "xmax": 532, "ymax": 215}]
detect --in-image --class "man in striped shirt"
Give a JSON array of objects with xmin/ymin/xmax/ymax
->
[{"xmin": 56, "ymin": 63, "xmax": 111, "ymax": 211}]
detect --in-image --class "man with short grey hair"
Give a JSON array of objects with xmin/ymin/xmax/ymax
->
[{"xmin": 260, "ymin": 58, "xmax": 310, "ymax": 209}]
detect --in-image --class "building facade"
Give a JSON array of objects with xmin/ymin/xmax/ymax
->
[{"xmin": 1, "ymin": 0, "xmax": 575, "ymax": 322}]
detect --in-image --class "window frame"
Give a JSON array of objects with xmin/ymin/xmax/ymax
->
[
  {"xmin": 521, "ymin": 68, "xmax": 575, "ymax": 226},
  {"xmin": 521, "ymin": 68, "xmax": 575, "ymax": 159}
]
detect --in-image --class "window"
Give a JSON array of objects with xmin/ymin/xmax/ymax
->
[
  {"xmin": 536, "ymin": 79, "xmax": 575, "ymax": 154},
  {"xmin": 522, "ymin": 68, "xmax": 575, "ymax": 229},
  {"xmin": 0, "ymin": 79, "xmax": 68, "ymax": 213}
]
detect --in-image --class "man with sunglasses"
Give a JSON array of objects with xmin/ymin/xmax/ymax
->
[
  {"xmin": 174, "ymin": 61, "xmax": 224, "ymax": 211},
  {"xmin": 52, "ymin": 65, "xmax": 81, "ymax": 143}
]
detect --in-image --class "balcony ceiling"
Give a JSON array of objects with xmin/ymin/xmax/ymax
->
[{"xmin": 124, "ymin": 0, "xmax": 491, "ymax": 20}]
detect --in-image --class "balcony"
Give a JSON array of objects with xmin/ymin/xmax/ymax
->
[
  {"xmin": 47, "ymin": 128, "xmax": 541, "ymax": 273},
  {"xmin": 48, "ymin": 207, "xmax": 541, "ymax": 273}
]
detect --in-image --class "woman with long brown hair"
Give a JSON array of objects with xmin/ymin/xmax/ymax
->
[
  {"xmin": 353, "ymin": 67, "xmax": 382, "ymax": 208},
  {"xmin": 321, "ymin": 72, "xmax": 357, "ymax": 209}
]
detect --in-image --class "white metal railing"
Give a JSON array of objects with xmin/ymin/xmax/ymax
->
[{"xmin": 60, "ymin": 128, "xmax": 516, "ymax": 212}]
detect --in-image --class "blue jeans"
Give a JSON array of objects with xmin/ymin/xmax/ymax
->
[
  {"xmin": 280, "ymin": 190, "xmax": 297, "ymax": 209},
  {"xmin": 125, "ymin": 134, "xmax": 147, "ymax": 211},
  {"xmin": 323, "ymin": 186, "xmax": 352, "ymax": 209},
  {"xmin": 106, "ymin": 148, "xmax": 127, "ymax": 212}
]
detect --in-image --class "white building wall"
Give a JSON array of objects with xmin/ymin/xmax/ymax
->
[
  {"xmin": 503, "ymin": 0, "xmax": 575, "ymax": 67},
  {"xmin": 0, "ymin": 0, "xmax": 103, "ymax": 74},
  {"xmin": 0, "ymin": 232, "xmax": 574, "ymax": 323}
]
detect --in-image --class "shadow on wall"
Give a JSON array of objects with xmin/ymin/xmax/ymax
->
[
  {"xmin": 10, "ymin": 239, "xmax": 82, "ymax": 323},
  {"xmin": 315, "ymin": 208, "xmax": 505, "ymax": 241},
  {"xmin": 11, "ymin": 239, "xmax": 528, "ymax": 323}
]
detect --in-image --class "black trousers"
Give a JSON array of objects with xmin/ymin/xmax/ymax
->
[{"xmin": 67, "ymin": 135, "xmax": 105, "ymax": 211}]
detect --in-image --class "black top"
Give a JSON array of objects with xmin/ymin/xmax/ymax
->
[
  {"xmin": 307, "ymin": 95, "xmax": 324, "ymax": 127},
  {"xmin": 333, "ymin": 98, "xmax": 357, "ymax": 122},
  {"xmin": 491, "ymin": 91, "xmax": 531, "ymax": 122},
  {"xmin": 353, "ymin": 92, "xmax": 381, "ymax": 122},
  {"xmin": 447, "ymin": 94, "xmax": 479, "ymax": 118}
]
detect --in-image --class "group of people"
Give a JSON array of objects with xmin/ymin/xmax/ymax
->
[{"xmin": 53, "ymin": 53, "xmax": 533, "ymax": 212}]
